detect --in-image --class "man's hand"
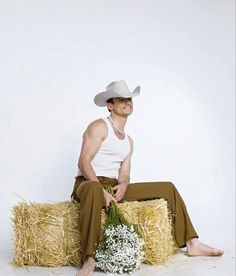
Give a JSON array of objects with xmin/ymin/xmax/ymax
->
[
  {"xmin": 113, "ymin": 183, "xmax": 128, "ymax": 202},
  {"xmin": 103, "ymin": 189, "xmax": 117, "ymax": 210}
]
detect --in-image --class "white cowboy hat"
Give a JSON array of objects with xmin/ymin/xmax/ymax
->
[{"xmin": 94, "ymin": 80, "xmax": 140, "ymax": 106}]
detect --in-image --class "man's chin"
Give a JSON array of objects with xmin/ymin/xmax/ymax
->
[
  {"xmin": 124, "ymin": 111, "xmax": 132, "ymax": 117},
  {"xmin": 124, "ymin": 109, "xmax": 133, "ymax": 115}
]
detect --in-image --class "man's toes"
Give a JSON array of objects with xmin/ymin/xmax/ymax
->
[{"xmin": 215, "ymin": 249, "xmax": 224, "ymax": 256}]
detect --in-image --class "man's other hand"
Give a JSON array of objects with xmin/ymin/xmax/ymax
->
[{"xmin": 113, "ymin": 184, "xmax": 127, "ymax": 202}]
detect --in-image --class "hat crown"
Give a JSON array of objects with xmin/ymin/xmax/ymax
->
[{"xmin": 106, "ymin": 80, "xmax": 130, "ymax": 95}]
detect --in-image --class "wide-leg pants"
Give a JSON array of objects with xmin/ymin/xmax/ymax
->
[{"xmin": 71, "ymin": 176, "xmax": 198, "ymax": 262}]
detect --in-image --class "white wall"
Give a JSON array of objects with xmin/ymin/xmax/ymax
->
[{"xmin": 0, "ymin": 0, "xmax": 235, "ymax": 260}]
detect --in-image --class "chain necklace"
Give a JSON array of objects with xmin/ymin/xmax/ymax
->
[{"xmin": 108, "ymin": 116, "xmax": 125, "ymax": 134}]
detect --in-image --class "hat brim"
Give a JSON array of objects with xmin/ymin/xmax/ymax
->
[{"xmin": 94, "ymin": 86, "xmax": 140, "ymax": 107}]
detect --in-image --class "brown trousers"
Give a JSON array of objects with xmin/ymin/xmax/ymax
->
[{"xmin": 71, "ymin": 176, "xmax": 198, "ymax": 262}]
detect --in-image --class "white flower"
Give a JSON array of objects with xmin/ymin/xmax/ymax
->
[{"xmin": 95, "ymin": 224, "xmax": 145, "ymax": 274}]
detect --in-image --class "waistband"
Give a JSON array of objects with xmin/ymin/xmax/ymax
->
[{"xmin": 71, "ymin": 176, "xmax": 118, "ymax": 199}]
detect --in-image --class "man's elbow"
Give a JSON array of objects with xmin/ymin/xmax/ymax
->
[{"xmin": 78, "ymin": 159, "xmax": 84, "ymax": 171}]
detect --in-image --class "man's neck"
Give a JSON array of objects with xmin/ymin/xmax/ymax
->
[{"xmin": 109, "ymin": 113, "xmax": 127, "ymax": 130}]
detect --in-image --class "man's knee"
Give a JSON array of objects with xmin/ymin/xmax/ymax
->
[{"xmin": 166, "ymin": 181, "xmax": 176, "ymax": 191}]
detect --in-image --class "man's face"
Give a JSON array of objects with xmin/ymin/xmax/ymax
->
[{"xmin": 107, "ymin": 97, "xmax": 133, "ymax": 117}]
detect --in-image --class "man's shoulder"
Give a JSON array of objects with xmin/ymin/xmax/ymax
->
[
  {"xmin": 127, "ymin": 134, "xmax": 133, "ymax": 141},
  {"xmin": 88, "ymin": 118, "xmax": 106, "ymax": 129},
  {"xmin": 84, "ymin": 118, "xmax": 107, "ymax": 137},
  {"xmin": 127, "ymin": 135, "xmax": 133, "ymax": 145}
]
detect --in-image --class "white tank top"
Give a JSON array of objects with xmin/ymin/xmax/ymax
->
[{"xmin": 78, "ymin": 117, "xmax": 130, "ymax": 178}]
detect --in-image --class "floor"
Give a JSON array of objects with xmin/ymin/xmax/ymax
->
[{"xmin": 1, "ymin": 246, "xmax": 235, "ymax": 276}]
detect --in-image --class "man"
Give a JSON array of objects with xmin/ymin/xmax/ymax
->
[{"xmin": 71, "ymin": 80, "xmax": 224, "ymax": 276}]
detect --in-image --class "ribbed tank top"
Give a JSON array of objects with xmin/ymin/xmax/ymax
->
[{"xmin": 78, "ymin": 117, "xmax": 130, "ymax": 178}]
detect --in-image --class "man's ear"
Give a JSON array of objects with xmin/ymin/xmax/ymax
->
[{"xmin": 107, "ymin": 103, "xmax": 113, "ymax": 111}]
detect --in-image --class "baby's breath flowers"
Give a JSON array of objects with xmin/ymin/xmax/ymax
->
[{"xmin": 95, "ymin": 186, "xmax": 144, "ymax": 274}]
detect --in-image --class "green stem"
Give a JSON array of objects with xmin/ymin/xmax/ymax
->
[{"xmin": 105, "ymin": 185, "xmax": 131, "ymax": 227}]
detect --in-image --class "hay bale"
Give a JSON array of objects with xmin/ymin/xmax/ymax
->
[
  {"xmin": 118, "ymin": 199, "xmax": 177, "ymax": 264},
  {"xmin": 12, "ymin": 201, "xmax": 81, "ymax": 267},
  {"xmin": 12, "ymin": 199, "xmax": 177, "ymax": 267}
]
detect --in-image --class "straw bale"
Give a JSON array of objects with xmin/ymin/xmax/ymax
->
[
  {"xmin": 12, "ymin": 201, "xmax": 82, "ymax": 267},
  {"xmin": 117, "ymin": 199, "xmax": 178, "ymax": 264},
  {"xmin": 12, "ymin": 199, "xmax": 177, "ymax": 268}
]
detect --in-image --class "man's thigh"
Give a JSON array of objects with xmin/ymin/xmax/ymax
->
[{"xmin": 122, "ymin": 181, "xmax": 174, "ymax": 202}]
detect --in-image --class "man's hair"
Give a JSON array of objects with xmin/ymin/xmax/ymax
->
[{"xmin": 106, "ymin": 98, "xmax": 114, "ymax": 112}]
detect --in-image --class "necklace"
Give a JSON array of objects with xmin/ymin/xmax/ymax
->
[{"xmin": 108, "ymin": 116, "xmax": 125, "ymax": 134}]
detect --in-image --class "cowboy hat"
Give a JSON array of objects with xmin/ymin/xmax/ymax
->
[{"xmin": 94, "ymin": 80, "xmax": 140, "ymax": 106}]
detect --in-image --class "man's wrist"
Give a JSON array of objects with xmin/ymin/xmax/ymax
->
[{"xmin": 117, "ymin": 181, "xmax": 129, "ymax": 187}]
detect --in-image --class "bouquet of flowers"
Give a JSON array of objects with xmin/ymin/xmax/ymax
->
[{"xmin": 95, "ymin": 185, "xmax": 144, "ymax": 274}]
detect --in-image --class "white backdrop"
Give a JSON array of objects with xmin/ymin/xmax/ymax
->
[{"xmin": 0, "ymin": 0, "xmax": 235, "ymax": 265}]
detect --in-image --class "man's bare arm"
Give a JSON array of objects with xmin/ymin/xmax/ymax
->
[
  {"xmin": 78, "ymin": 119, "xmax": 117, "ymax": 207},
  {"xmin": 78, "ymin": 119, "xmax": 106, "ymax": 181},
  {"xmin": 113, "ymin": 136, "xmax": 133, "ymax": 201},
  {"xmin": 118, "ymin": 136, "xmax": 133, "ymax": 185}
]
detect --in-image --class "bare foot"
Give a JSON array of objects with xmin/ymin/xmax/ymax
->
[
  {"xmin": 76, "ymin": 256, "xmax": 95, "ymax": 276},
  {"xmin": 186, "ymin": 238, "xmax": 224, "ymax": 257}
]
